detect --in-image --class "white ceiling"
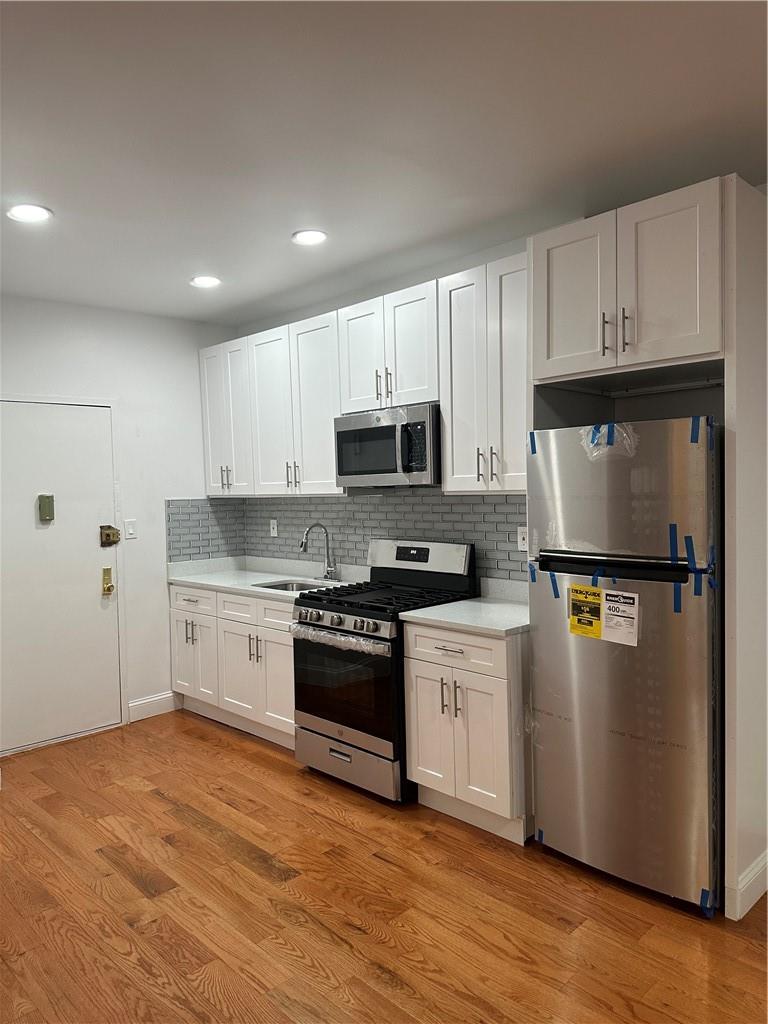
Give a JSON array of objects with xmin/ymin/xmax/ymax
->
[{"xmin": 1, "ymin": 1, "xmax": 765, "ymax": 327}]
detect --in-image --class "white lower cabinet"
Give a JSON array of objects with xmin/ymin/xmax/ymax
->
[
  {"xmin": 170, "ymin": 609, "xmax": 219, "ymax": 705},
  {"xmin": 406, "ymin": 658, "xmax": 511, "ymax": 818},
  {"xmin": 171, "ymin": 589, "xmax": 295, "ymax": 736}
]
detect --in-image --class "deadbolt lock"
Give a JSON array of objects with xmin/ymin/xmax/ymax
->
[
  {"xmin": 100, "ymin": 524, "xmax": 121, "ymax": 547},
  {"xmin": 102, "ymin": 567, "xmax": 115, "ymax": 596}
]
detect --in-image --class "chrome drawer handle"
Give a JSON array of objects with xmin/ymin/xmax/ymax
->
[
  {"xmin": 181, "ymin": 597, "xmax": 199, "ymax": 604},
  {"xmin": 435, "ymin": 644, "xmax": 464, "ymax": 655},
  {"xmin": 329, "ymin": 747, "xmax": 352, "ymax": 763}
]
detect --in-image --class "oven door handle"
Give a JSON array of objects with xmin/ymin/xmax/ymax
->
[{"xmin": 289, "ymin": 622, "xmax": 392, "ymax": 657}]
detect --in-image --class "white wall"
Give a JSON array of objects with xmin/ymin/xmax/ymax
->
[{"xmin": 0, "ymin": 294, "xmax": 228, "ymax": 710}]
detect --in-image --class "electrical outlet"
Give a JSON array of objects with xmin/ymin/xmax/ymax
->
[
  {"xmin": 270, "ymin": 519, "xmax": 278, "ymax": 538},
  {"xmin": 517, "ymin": 526, "xmax": 528, "ymax": 552}
]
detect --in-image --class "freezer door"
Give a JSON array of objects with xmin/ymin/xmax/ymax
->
[
  {"xmin": 527, "ymin": 418, "xmax": 715, "ymax": 565},
  {"xmin": 530, "ymin": 572, "xmax": 716, "ymax": 906}
]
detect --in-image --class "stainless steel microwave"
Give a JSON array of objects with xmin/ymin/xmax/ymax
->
[{"xmin": 334, "ymin": 403, "xmax": 441, "ymax": 488}]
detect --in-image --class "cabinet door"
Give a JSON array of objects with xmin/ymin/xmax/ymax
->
[
  {"xmin": 438, "ymin": 267, "xmax": 489, "ymax": 493},
  {"xmin": 255, "ymin": 628, "xmax": 294, "ymax": 735},
  {"xmin": 289, "ymin": 312, "xmax": 342, "ymax": 495},
  {"xmin": 220, "ymin": 337, "xmax": 254, "ymax": 495},
  {"xmin": 487, "ymin": 254, "xmax": 527, "ymax": 493},
  {"xmin": 199, "ymin": 345, "xmax": 227, "ymax": 495},
  {"xmin": 217, "ymin": 618, "xmax": 258, "ymax": 719},
  {"xmin": 530, "ymin": 211, "xmax": 617, "ymax": 380},
  {"xmin": 191, "ymin": 613, "xmax": 218, "ymax": 705},
  {"xmin": 452, "ymin": 667, "xmax": 510, "ymax": 817},
  {"xmin": 404, "ymin": 659, "xmax": 455, "ymax": 796},
  {"xmin": 249, "ymin": 327, "xmax": 295, "ymax": 494},
  {"xmin": 617, "ymin": 177, "xmax": 722, "ymax": 365},
  {"xmin": 338, "ymin": 297, "xmax": 385, "ymax": 414},
  {"xmin": 384, "ymin": 281, "xmax": 438, "ymax": 407},
  {"xmin": 170, "ymin": 610, "xmax": 195, "ymax": 696}
]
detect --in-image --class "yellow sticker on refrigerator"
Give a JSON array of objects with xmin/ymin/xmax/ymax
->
[{"xmin": 568, "ymin": 584, "xmax": 602, "ymax": 639}]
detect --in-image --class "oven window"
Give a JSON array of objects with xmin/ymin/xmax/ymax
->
[
  {"xmin": 293, "ymin": 637, "xmax": 395, "ymax": 742},
  {"xmin": 337, "ymin": 425, "xmax": 397, "ymax": 477}
]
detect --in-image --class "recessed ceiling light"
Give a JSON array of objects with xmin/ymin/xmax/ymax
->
[
  {"xmin": 190, "ymin": 275, "xmax": 221, "ymax": 289},
  {"xmin": 7, "ymin": 204, "xmax": 53, "ymax": 223},
  {"xmin": 291, "ymin": 229, "xmax": 327, "ymax": 246}
]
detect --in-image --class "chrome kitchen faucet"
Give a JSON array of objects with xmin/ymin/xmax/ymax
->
[{"xmin": 298, "ymin": 522, "xmax": 338, "ymax": 580}]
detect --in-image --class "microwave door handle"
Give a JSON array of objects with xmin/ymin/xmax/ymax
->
[{"xmin": 398, "ymin": 423, "xmax": 408, "ymax": 479}]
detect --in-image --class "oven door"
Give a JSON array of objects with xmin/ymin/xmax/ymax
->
[{"xmin": 292, "ymin": 626, "xmax": 397, "ymax": 758}]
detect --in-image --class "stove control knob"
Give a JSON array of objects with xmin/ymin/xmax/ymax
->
[
  {"xmin": 365, "ymin": 620, "xmax": 379, "ymax": 634},
  {"xmin": 298, "ymin": 609, "xmax": 309, "ymax": 621},
  {"xmin": 308, "ymin": 610, "xmax": 322, "ymax": 623},
  {"xmin": 330, "ymin": 614, "xmax": 343, "ymax": 627},
  {"xmin": 353, "ymin": 618, "xmax": 365, "ymax": 631}
]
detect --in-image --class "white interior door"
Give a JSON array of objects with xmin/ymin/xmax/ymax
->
[
  {"xmin": 289, "ymin": 312, "xmax": 342, "ymax": 495},
  {"xmin": 384, "ymin": 281, "xmax": 439, "ymax": 407},
  {"xmin": 487, "ymin": 254, "xmax": 527, "ymax": 492},
  {"xmin": 1, "ymin": 401, "xmax": 122, "ymax": 752},
  {"xmin": 530, "ymin": 211, "xmax": 617, "ymax": 380},
  {"xmin": 438, "ymin": 267, "xmax": 489, "ymax": 493},
  {"xmin": 249, "ymin": 327, "xmax": 295, "ymax": 494},
  {"xmin": 405, "ymin": 659, "xmax": 455, "ymax": 795},
  {"xmin": 617, "ymin": 177, "xmax": 722, "ymax": 365},
  {"xmin": 338, "ymin": 297, "xmax": 385, "ymax": 413}
]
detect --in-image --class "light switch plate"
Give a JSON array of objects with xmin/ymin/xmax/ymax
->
[
  {"xmin": 517, "ymin": 526, "xmax": 528, "ymax": 552},
  {"xmin": 124, "ymin": 518, "xmax": 138, "ymax": 540},
  {"xmin": 270, "ymin": 519, "xmax": 278, "ymax": 537}
]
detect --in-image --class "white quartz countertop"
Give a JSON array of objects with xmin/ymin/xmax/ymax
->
[
  {"xmin": 167, "ymin": 569, "xmax": 341, "ymax": 602},
  {"xmin": 399, "ymin": 597, "xmax": 529, "ymax": 638}
]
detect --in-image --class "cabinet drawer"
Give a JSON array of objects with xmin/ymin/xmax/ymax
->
[
  {"xmin": 257, "ymin": 599, "xmax": 295, "ymax": 632},
  {"xmin": 216, "ymin": 592, "xmax": 260, "ymax": 624},
  {"xmin": 404, "ymin": 624, "xmax": 507, "ymax": 678},
  {"xmin": 170, "ymin": 585, "xmax": 217, "ymax": 615}
]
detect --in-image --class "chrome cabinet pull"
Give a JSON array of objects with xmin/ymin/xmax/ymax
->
[
  {"xmin": 375, "ymin": 369, "xmax": 382, "ymax": 402},
  {"xmin": 226, "ymin": 465, "xmax": 232, "ymax": 489},
  {"xmin": 600, "ymin": 311, "xmax": 610, "ymax": 357},
  {"xmin": 489, "ymin": 445, "xmax": 499, "ymax": 481},
  {"xmin": 255, "ymin": 636, "xmax": 261, "ymax": 663},
  {"xmin": 476, "ymin": 447, "xmax": 484, "ymax": 482},
  {"xmin": 181, "ymin": 596, "xmax": 199, "ymax": 604},
  {"xmin": 440, "ymin": 677, "xmax": 448, "ymax": 715},
  {"xmin": 184, "ymin": 619, "xmax": 190, "ymax": 644},
  {"xmin": 286, "ymin": 461, "xmax": 292, "ymax": 487},
  {"xmin": 621, "ymin": 306, "xmax": 630, "ymax": 351},
  {"xmin": 453, "ymin": 680, "xmax": 461, "ymax": 717},
  {"xmin": 219, "ymin": 465, "xmax": 225, "ymax": 489},
  {"xmin": 190, "ymin": 621, "xmax": 196, "ymax": 645},
  {"xmin": 329, "ymin": 747, "xmax": 352, "ymax": 763},
  {"xmin": 435, "ymin": 644, "xmax": 465, "ymax": 655},
  {"xmin": 248, "ymin": 634, "xmax": 255, "ymax": 661},
  {"xmin": 293, "ymin": 462, "xmax": 300, "ymax": 487},
  {"xmin": 385, "ymin": 366, "xmax": 393, "ymax": 400}
]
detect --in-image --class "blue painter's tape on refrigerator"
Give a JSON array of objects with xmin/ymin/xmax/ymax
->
[
  {"xmin": 529, "ymin": 431, "xmax": 537, "ymax": 455},
  {"xmin": 699, "ymin": 888, "xmax": 715, "ymax": 918},
  {"xmin": 673, "ymin": 582, "xmax": 682, "ymax": 613},
  {"xmin": 590, "ymin": 424, "xmax": 601, "ymax": 446},
  {"xmin": 606, "ymin": 422, "xmax": 616, "ymax": 446},
  {"xmin": 591, "ymin": 566, "xmax": 605, "ymax": 587},
  {"xmin": 684, "ymin": 534, "xmax": 697, "ymax": 570},
  {"xmin": 668, "ymin": 523, "xmax": 679, "ymax": 563},
  {"xmin": 537, "ymin": 828, "xmax": 544, "ymax": 843},
  {"xmin": 528, "ymin": 561, "xmax": 537, "ymax": 583},
  {"xmin": 706, "ymin": 415, "xmax": 715, "ymax": 451},
  {"xmin": 690, "ymin": 415, "xmax": 701, "ymax": 443},
  {"xmin": 549, "ymin": 572, "xmax": 560, "ymax": 599},
  {"xmin": 694, "ymin": 572, "xmax": 703, "ymax": 596}
]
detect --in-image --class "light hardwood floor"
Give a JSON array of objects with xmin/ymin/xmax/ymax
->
[{"xmin": 1, "ymin": 710, "xmax": 765, "ymax": 1024}]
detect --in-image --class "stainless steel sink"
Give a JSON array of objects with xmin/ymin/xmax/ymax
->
[{"xmin": 254, "ymin": 580, "xmax": 322, "ymax": 592}]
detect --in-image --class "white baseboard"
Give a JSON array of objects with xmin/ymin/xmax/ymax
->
[
  {"xmin": 128, "ymin": 690, "xmax": 181, "ymax": 722},
  {"xmin": 725, "ymin": 850, "xmax": 767, "ymax": 920},
  {"xmin": 182, "ymin": 696, "xmax": 294, "ymax": 751},
  {"xmin": 418, "ymin": 787, "xmax": 530, "ymax": 847}
]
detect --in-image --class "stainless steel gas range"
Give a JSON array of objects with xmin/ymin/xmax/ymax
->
[{"xmin": 289, "ymin": 539, "xmax": 477, "ymax": 801}]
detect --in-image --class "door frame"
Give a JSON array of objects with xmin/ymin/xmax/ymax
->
[{"xmin": 1, "ymin": 393, "xmax": 128, "ymax": 743}]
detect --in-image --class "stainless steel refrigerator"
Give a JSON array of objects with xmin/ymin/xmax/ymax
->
[{"xmin": 527, "ymin": 416, "xmax": 720, "ymax": 913}]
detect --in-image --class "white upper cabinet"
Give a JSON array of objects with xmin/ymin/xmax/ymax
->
[
  {"xmin": 530, "ymin": 211, "xmax": 617, "ymax": 380},
  {"xmin": 338, "ymin": 297, "xmax": 386, "ymax": 414},
  {"xmin": 384, "ymin": 281, "xmax": 439, "ymax": 407},
  {"xmin": 248, "ymin": 326, "xmax": 295, "ymax": 494},
  {"xmin": 199, "ymin": 337, "xmax": 254, "ymax": 495},
  {"xmin": 487, "ymin": 255, "xmax": 527, "ymax": 493},
  {"xmin": 616, "ymin": 177, "xmax": 722, "ymax": 365},
  {"xmin": 439, "ymin": 261, "xmax": 527, "ymax": 494},
  {"xmin": 289, "ymin": 312, "xmax": 342, "ymax": 495},
  {"xmin": 438, "ymin": 267, "xmax": 489, "ymax": 493}
]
